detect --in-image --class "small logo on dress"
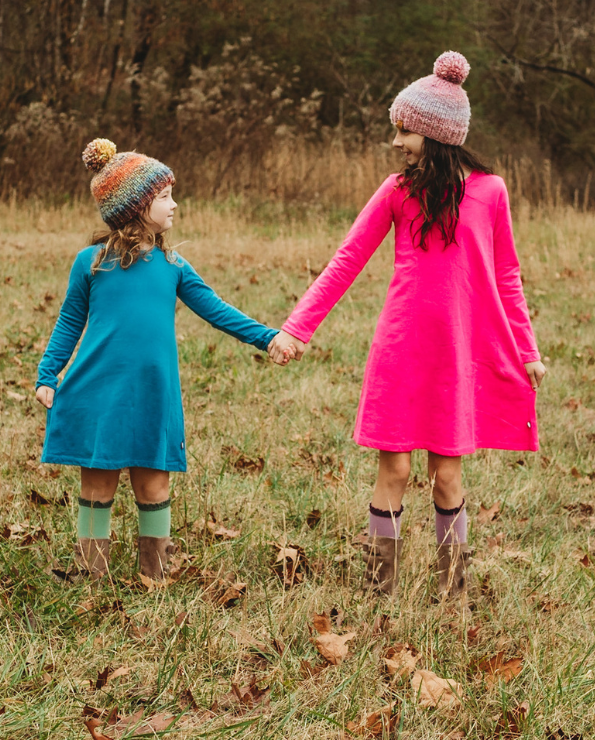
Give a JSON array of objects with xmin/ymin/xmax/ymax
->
[{"xmin": 181, "ymin": 441, "xmax": 185, "ymax": 449}]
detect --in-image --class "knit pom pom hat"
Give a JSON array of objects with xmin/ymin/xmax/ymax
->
[
  {"xmin": 82, "ymin": 139, "xmax": 175, "ymax": 229},
  {"xmin": 389, "ymin": 51, "xmax": 471, "ymax": 146}
]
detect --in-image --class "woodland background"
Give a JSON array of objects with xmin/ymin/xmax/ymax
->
[{"xmin": 1, "ymin": 0, "xmax": 595, "ymax": 205}]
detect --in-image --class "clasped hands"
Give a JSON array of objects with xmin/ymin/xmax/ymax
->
[{"xmin": 267, "ymin": 330, "xmax": 306, "ymax": 366}]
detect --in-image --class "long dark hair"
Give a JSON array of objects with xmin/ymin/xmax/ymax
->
[{"xmin": 400, "ymin": 138, "xmax": 493, "ymax": 250}]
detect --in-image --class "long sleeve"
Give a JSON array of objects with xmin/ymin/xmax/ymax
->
[
  {"xmin": 177, "ymin": 259, "xmax": 277, "ymax": 351},
  {"xmin": 493, "ymin": 182, "xmax": 540, "ymax": 363},
  {"xmin": 36, "ymin": 251, "xmax": 90, "ymax": 390},
  {"xmin": 282, "ymin": 175, "xmax": 397, "ymax": 343}
]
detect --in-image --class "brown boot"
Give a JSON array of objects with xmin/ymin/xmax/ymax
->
[
  {"xmin": 436, "ymin": 542, "xmax": 471, "ymax": 599},
  {"xmin": 74, "ymin": 538, "xmax": 110, "ymax": 580},
  {"xmin": 138, "ymin": 536, "xmax": 176, "ymax": 581},
  {"xmin": 362, "ymin": 536, "xmax": 403, "ymax": 595}
]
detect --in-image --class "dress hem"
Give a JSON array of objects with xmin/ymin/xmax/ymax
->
[
  {"xmin": 40, "ymin": 455, "xmax": 186, "ymax": 472},
  {"xmin": 353, "ymin": 433, "xmax": 539, "ymax": 456}
]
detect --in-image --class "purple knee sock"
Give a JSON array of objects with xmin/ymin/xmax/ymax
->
[
  {"xmin": 435, "ymin": 499, "xmax": 467, "ymax": 544},
  {"xmin": 369, "ymin": 503, "xmax": 403, "ymax": 539}
]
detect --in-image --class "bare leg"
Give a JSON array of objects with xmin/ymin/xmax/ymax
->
[
  {"xmin": 80, "ymin": 467, "xmax": 120, "ymax": 503},
  {"xmin": 427, "ymin": 452, "xmax": 463, "ymax": 509},
  {"xmin": 371, "ymin": 451, "xmax": 411, "ymax": 511},
  {"xmin": 129, "ymin": 467, "xmax": 170, "ymax": 505}
]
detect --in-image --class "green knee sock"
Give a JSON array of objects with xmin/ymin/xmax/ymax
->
[
  {"xmin": 137, "ymin": 499, "xmax": 171, "ymax": 538},
  {"xmin": 78, "ymin": 497, "xmax": 113, "ymax": 539}
]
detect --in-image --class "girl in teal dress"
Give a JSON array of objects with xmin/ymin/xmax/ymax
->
[{"xmin": 36, "ymin": 139, "xmax": 290, "ymax": 581}]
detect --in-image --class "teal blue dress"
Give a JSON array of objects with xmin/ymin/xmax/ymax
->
[{"xmin": 36, "ymin": 246, "xmax": 277, "ymax": 471}]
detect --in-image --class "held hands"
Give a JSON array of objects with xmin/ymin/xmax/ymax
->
[
  {"xmin": 36, "ymin": 385, "xmax": 55, "ymax": 408},
  {"xmin": 267, "ymin": 330, "xmax": 306, "ymax": 366},
  {"xmin": 524, "ymin": 361, "xmax": 547, "ymax": 391}
]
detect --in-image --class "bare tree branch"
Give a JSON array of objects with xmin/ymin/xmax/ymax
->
[{"xmin": 488, "ymin": 34, "xmax": 595, "ymax": 91}]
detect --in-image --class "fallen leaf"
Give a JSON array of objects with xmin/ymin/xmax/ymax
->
[
  {"xmin": 545, "ymin": 727, "xmax": 583, "ymax": 739},
  {"xmin": 94, "ymin": 668, "xmax": 109, "ymax": 690},
  {"xmin": 383, "ymin": 643, "xmax": 421, "ymax": 679},
  {"xmin": 478, "ymin": 501, "xmax": 501, "ymax": 524},
  {"xmin": 564, "ymin": 502, "xmax": 594, "ymax": 516},
  {"xmin": 82, "ymin": 706, "xmax": 104, "ymax": 719},
  {"xmin": 221, "ymin": 445, "xmax": 264, "ymax": 473},
  {"xmin": 215, "ymin": 676, "xmax": 270, "ymax": 714},
  {"xmin": 300, "ymin": 659, "xmax": 327, "ymax": 678},
  {"xmin": 487, "ymin": 532, "xmax": 505, "ymax": 549},
  {"xmin": 372, "ymin": 614, "xmax": 394, "ymax": 635},
  {"xmin": 345, "ymin": 703, "xmax": 399, "ymax": 737},
  {"xmin": 139, "ymin": 573, "xmax": 167, "ymax": 591},
  {"xmin": 175, "ymin": 611, "xmax": 188, "ymax": 627},
  {"xmin": 467, "ymin": 624, "xmax": 482, "ymax": 642},
  {"xmin": 179, "ymin": 688, "xmax": 199, "ymax": 711},
  {"xmin": 6, "ymin": 390, "xmax": 26, "ymax": 402},
  {"xmin": 228, "ymin": 629, "xmax": 268, "ymax": 652},
  {"xmin": 93, "ymin": 665, "xmax": 130, "ymax": 690},
  {"xmin": 193, "ymin": 513, "xmax": 241, "ymax": 540},
  {"xmin": 273, "ymin": 543, "xmax": 308, "ymax": 587},
  {"xmin": 216, "ymin": 581, "xmax": 246, "ymax": 608},
  {"xmin": 478, "ymin": 652, "xmax": 523, "ymax": 686},
  {"xmin": 330, "ymin": 606, "xmax": 345, "ymax": 628},
  {"xmin": 113, "ymin": 710, "xmax": 176, "ymax": 734},
  {"xmin": 495, "ymin": 700, "xmax": 529, "ymax": 737},
  {"xmin": 311, "ymin": 611, "xmax": 356, "ymax": 665},
  {"xmin": 84, "ymin": 718, "xmax": 113, "ymax": 740},
  {"xmin": 107, "ymin": 666, "xmax": 131, "ymax": 682},
  {"xmin": 306, "ymin": 509, "xmax": 321, "ymax": 528},
  {"xmin": 411, "ymin": 669, "xmax": 462, "ymax": 710},
  {"xmin": 29, "ymin": 489, "xmax": 51, "ymax": 505}
]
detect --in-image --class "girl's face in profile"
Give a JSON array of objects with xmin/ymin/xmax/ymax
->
[
  {"xmin": 392, "ymin": 121, "xmax": 424, "ymax": 166},
  {"xmin": 146, "ymin": 184, "xmax": 177, "ymax": 234}
]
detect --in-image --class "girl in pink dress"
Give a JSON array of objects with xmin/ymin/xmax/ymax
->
[{"xmin": 269, "ymin": 52, "xmax": 546, "ymax": 598}]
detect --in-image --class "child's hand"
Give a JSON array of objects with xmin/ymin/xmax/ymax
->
[
  {"xmin": 524, "ymin": 361, "xmax": 547, "ymax": 391},
  {"xmin": 36, "ymin": 385, "xmax": 55, "ymax": 409},
  {"xmin": 268, "ymin": 331, "xmax": 306, "ymax": 365}
]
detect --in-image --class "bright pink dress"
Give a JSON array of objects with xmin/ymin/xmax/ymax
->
[{"xmin": 282, "ymin": 172, "xmax": 540, "ymax": 455}]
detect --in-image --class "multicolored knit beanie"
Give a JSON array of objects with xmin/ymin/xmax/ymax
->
[
  {"xmin": 389, "ymin": 51, "xmax": 471, "ymax": 146},
  {"xmin": 82, "ymin": 139, "xmax": 175, "ymax": 229}
]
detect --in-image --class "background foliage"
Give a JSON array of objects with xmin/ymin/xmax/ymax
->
[{"xmin": 2, "ymin": 0, "xmax": 595, "ymax": 201}]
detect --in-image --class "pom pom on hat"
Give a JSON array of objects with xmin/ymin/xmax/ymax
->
[
  {"xmin": 433, "ymin": 51, "xmax": 470, "ymax": 85},
  {"xmin": 82, "ymin": 138, "xmax": 117, "ymax": 173}
]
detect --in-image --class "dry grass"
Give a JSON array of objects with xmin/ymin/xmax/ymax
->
[{"xmin": 1, "ymin": 190, "xmax": 595, "ymax": 739}]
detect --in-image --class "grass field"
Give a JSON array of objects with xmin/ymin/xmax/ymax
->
[{"xmin": 1, "ymin": 193, "xmax": 595, "ymax": 739}]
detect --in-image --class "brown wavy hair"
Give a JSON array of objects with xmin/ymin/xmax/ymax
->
[
  {"xmin": 400, "ymin": 138, "xmax": 493, "ymax": 251},
  {"xmin": 90, "ymin": 215, "xmax": 177, "ymax": 274}
]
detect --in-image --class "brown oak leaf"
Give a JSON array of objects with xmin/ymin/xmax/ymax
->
[
  {"xmin": 383, "ymin": 643, "xmax": 421, "ymax": 679},
  {"xmin": 311, "ymin": 612, "xmax": 355, "ymax": 665},
  {"xmin": 345, "ymin": 703, "xmax": 399, "ymax": 737},
  {"xmin": 478, "ymin": 652, "xmax": 523, "ymax": 686},
  {"xmin": 478, "ymin": 501, "xmax": 501, "ymax": 524},
  {"xmin": 411, "ymin": 669, "xmax": 463, "ymax": 710}
]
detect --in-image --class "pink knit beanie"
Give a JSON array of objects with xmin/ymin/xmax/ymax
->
[{"xmin": 389, "ymin": 51, "xmax": 471, "ymax": 146}]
